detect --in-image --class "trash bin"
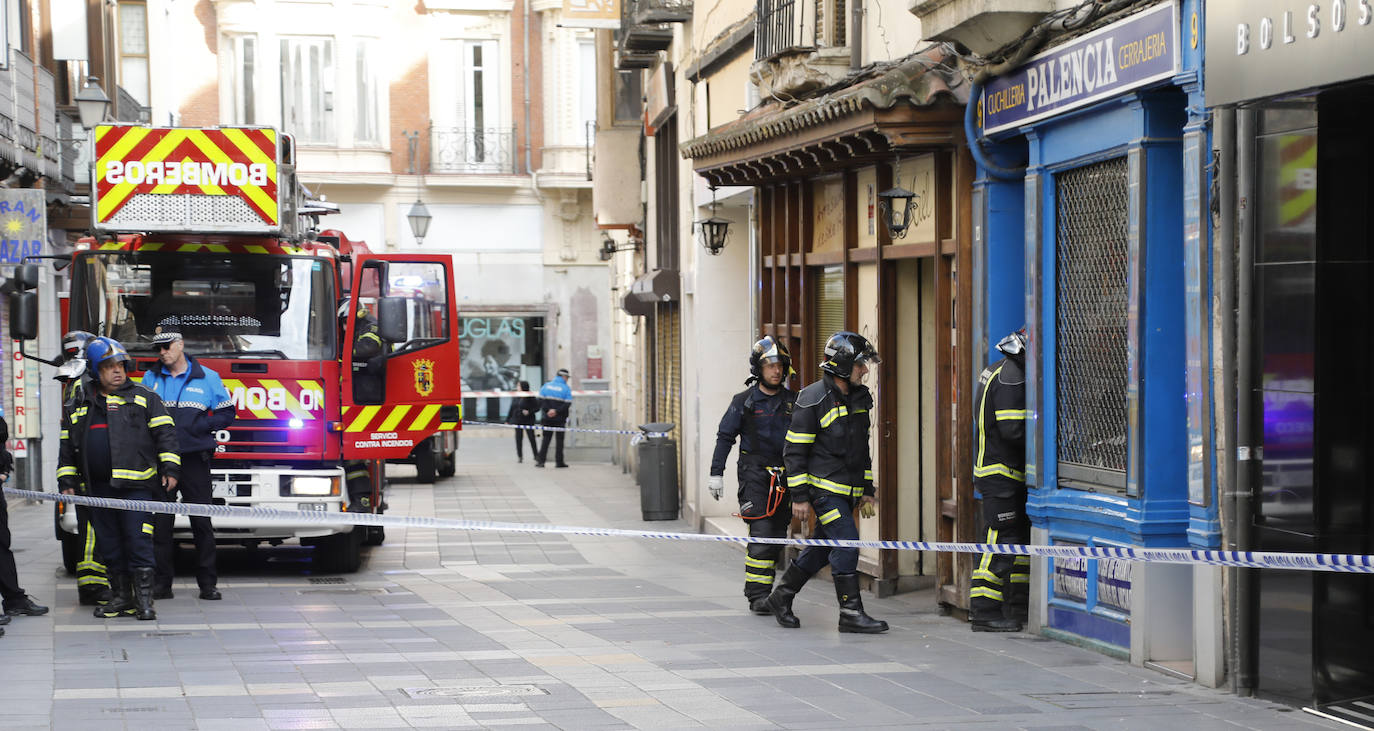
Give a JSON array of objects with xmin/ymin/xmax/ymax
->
[{"xmin": 636, "ymin": 422, "xmax": 679, "ymax": 521}]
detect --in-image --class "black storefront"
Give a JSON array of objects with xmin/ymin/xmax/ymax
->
[{"xmin": 1207, "ymin": 1, "xmax": 1374, "ymax": 720}]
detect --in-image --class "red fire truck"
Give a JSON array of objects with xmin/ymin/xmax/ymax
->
[{"xmin": 40, "ymin": 125, "xmax": 462, "ymax": 572}]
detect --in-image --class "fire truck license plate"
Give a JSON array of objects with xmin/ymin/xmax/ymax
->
[
  {"xmin": 297, "ymin": 502, "xmax": 329, "ymax": 512},
  {"xmin": 211, "ymin": 483, "xmax": 237, "ymax": 499}
]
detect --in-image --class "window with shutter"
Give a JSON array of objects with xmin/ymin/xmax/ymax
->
[{"xmin": 814, "ymin": 265, "xmax": 845, "ymax": 365}]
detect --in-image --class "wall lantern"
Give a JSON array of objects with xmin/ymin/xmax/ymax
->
[
  {"xmin": 599, "ymin": 234, "xmax": 642, "ymax": 262},
  {"xmin": 877, "ymin": 157, "xmax": 918, "ymax": 240},
  {"xmin": 75, "ymin": 76, "xmax": 112, "ymax": 131},
  {"xmin": 407, "ymin": 199, "xmax": 433, "ymax": 246},
  {"xmin": 696, "ymin": 186, "xmax": 732, "ymax": 255}
]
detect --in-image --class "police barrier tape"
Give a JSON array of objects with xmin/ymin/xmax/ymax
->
[
  {"xmin": 462, "ymin": 420, "xmax": 670, "ymax": 439},
  {"xmin": 6, "ymin": 487, "xmax": 1373, "ymax": 574}
]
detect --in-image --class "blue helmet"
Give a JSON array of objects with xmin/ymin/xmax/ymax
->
[{"xmin": 84, "ymin": 337, "xmax": 131, "ymax": 370}]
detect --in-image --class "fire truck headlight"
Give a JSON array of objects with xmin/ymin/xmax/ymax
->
[{"xmin": 285, "ymin": 477, "xmax": 339, "ymax": 497}]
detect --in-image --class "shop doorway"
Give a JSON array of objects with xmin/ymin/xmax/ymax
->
[{"xmin": 1251, "ymin": 86, "xmax": 1374, "ymax": 720}]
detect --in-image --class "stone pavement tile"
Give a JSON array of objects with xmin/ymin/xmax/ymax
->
[{"xmin": 195, "ymin": 720, "xmax": 274, "ymax": 731}]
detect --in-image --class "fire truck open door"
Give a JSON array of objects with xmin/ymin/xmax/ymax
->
[{"xmin": 341, "ymin": 254, "xmax": 462, "ymax": 459}]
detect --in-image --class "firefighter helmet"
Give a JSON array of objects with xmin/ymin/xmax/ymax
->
[
  {"xmin": 820, "ymin": 331, "xmax": 880, "ymax": 378},
  {"xmin": 996, "ymin": 328, "xmax": 1028, "ymax": 358},
  {"xmin": 61, "ymin": 330, "xmax": 97, "ymax": 360},
  {"xmin": 84, "ymin": 337, "xmax": 131, "ymax": 370},
  {"xmin": 749, "ymin": 335, "xmax": 794, "ymax": 383},
  {"xmin": 337, "ymin": 297, "xmax": 368, "ymax": 322}
]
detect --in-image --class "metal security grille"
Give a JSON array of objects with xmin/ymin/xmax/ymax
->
[
  {"xmin": 1055, "ymin": 157, "xmax": 1129, "ymax": 486},
  {"xmin": 813, "ymin": 265, "xmax": 844, "ymax": 366}
]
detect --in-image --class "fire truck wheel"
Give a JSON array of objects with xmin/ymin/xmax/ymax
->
[
  {"xmin": 60, "ymin": 531, "xmax": 82, "ymax": 575},
  {"xmin": 437, "ymin": 453, "xmax": 456, "ymax": 478},
  {"xmin": 363, "ymin": 526, "xmax": 385, "ymax": 546},
  {"xmin": 415, "ymin": 447, "xmax": 437, "ymax": 484},
  {"xmin": 308, "ymin": 528, "xmax": 363, "ymax": 574}
]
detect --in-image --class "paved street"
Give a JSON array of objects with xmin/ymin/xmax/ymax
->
[{"xmin": 0, "ymin": 431, "xmax": 1339, "ymax": 730}]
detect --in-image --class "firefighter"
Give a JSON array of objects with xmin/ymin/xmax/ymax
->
[
  {"xmin": 766, "ymin": 331, "xmax": 888, "ymax": 634},
  {"xmin": 142, "ymin": 326, "xmax": 236, "ymax": 601},
  {"xmin": 534, "ymin": 369, "xmax": 572, "ymax": 468},
  {"xmin": 969, "ymin": 329, "xmax": 1030, "ymax": 632},
  {"xmin": 58, "ymin": 337, "xmax": 181, "ymax": 621},
  {"xmin": 340, "ymin": 299, "xmax": 383, "ymax": 509},
  {"xmin": 709, "ymin": 336, "xmax": 796, "ymax": 615},
  {"xmin": 54, "ymin": 331, "xmax": 112, "ymax": 606}
]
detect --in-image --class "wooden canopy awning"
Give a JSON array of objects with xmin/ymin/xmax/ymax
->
[{"xmin": 682, "ymin": 48, "xmax": 971, "ymax": 186}]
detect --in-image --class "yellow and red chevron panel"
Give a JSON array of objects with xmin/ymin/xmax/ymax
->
[
  {"xmin": 341, "ymin": 404, "xmax": 463, "ymax": 459},
  {"xmin": 93, "ymin": 125, "xmax": 280, "ymax": 229},
  {"xmin": 87, "ymin": 239, "xmax": 330, "ymax": 257},
  {"xmin": 223, "ymin": 379, "xmax": 326, "ymax": 421}
]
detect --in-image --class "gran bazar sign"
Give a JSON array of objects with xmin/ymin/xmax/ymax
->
[
  {"xmin": 1207, "ymin": 0, "xmax": 1374, "ymax": 106},
  {"xmin": 981, "ymin": 1, "xmax": 1178, "ymax": 135}
]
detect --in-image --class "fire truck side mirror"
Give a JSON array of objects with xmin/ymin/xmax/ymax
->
[
  {"xmin": 6, "ymin": 264, "xmax": 39, "ymax": 340},
  {"xmin": 376, "ymin": 296, "xmax": 408, "ymax": 344}
]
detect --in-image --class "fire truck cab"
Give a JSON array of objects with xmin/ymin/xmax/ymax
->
[{"xmin": 47, "ymin": 125, "xmax": 462, "ymax": 572}]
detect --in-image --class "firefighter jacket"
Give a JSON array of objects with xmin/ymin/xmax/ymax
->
[
  {"xmin": 141, "ymin": 355, "xmax": 236, "ymax": 454},
  {"xmin": 350, "ymin": 313, "xmax": 386, "ymax": 403},
  {"xmin": 973, "ymin": 354, "xmax": 1027, "ymax": 498},
  {"xmin": 538, "ymin": 375, "xmax": 572, "ymax": 426},
  {"xmin": 783, "ymin": 377, "xmax": 874, "ymax": 504},
  {"xmin": 57, "ymin": 379, "xmax": 182, "ymax": 494},
  {"xmin": 711, "ymin": 386, "xmax": 795, "ymax": 479}
]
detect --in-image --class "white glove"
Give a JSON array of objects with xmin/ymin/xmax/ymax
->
[{"xmin": 708, "ymin": 475, "xmax": 724, "ymax": 501}]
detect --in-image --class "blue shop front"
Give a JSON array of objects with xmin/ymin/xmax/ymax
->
[{"xmin": 972, "ymin": 0, "xmax": 1224, "ymax": 685}]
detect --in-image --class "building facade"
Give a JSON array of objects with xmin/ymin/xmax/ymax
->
[
  {"xmin": 141, "ymin": 0, "xmax": 611, "ymax": 422},
  {"xmin": 593, "ymin": 0, "xmax": 988, "ymax": 607},
  {"xmin": 927, "ymin": 0, "xmax": 1225, "ymax": 688}
]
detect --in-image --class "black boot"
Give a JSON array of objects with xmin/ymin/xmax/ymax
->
[
  {"xmin": 747, "ymin": 596, "xmax": 772, "ymax": 615},
  {"xmin": 834, "ymin": 573, "xmax": 888, "ymax": 634},
  {"xmin": 765, "ymin": 565, "xmax": 810, "ymax": 629},
  {"xmin": 94, "ymin": 575, "xmax": 135, "ymax": 618},
  {"xmin": 78, "ymin": 584, "xmax": 113, "ymax": 606},
  {"xmin": 971, "ymin": 617, "xmax": 1023, "ymax": 632},
  {"xmin": 132, "ymin": 567, "xmax": 157, "ymax": 621}
]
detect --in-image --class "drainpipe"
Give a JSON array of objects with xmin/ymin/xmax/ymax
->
[
  {"xmin": 1215, "ymin": 105, "xmax": 1240, "ymax": 694},
  {"xmin": 524, "ymin": 0, "xmax": 543, "ymax": 202},
  {"xmin": 964, "ymin": 80, "xmax": 1025, "ymax": 181},
  {"xmin": 1232, "ymin": 107, "xmax": 1257, "ymax": 696},
  {"xmin": 850, "ymin": 0, "xmax": 862, "ymax": 70}
]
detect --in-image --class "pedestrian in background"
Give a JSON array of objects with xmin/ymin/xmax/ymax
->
[
  {"xmin": 0, "ymin": 414, "xmax": 50, "ymax": 636},
  {"xmin": 534, "ymin": 368, "xmax": 573, "ymax": 468},
  {"xmin": 766, "ymin": 331, "xmax": 888, "ymax": 634},
  {"xmin": 55, "ymin": 330, "xmax": 111, "ymax": 607},
  {"xmin": 969, "ymin": 329, "xmax": 1030, "ymax": 632},
  {"xmin": 709, "ymin": 336, "xmax": 796, "ymax": 615},
  {"xmin": 59, "ymin": 337, "xmax": 181, "ymax": 621},
  {"xmin": 508, "ymin": 380, "xmax": 538, "ymax": 463},
  {"xmin": 142, "ymin": 326, "xmax": 236, "ymax": 601}
]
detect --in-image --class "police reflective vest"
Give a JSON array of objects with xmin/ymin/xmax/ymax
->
[
  {"xmin": 783, "ymin": 377, "xmax": 874, "ymax": 503},
  {"xmin": 973, "ymin": 355, "xmax": 1027, "ymax": 497}
]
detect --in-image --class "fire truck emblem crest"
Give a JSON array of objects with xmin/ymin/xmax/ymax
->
[{"xmin": 413, "ymin": 359, "xmax": 436, "ymax": 397}]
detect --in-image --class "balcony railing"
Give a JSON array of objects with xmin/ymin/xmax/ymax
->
[
  {"xmin": 629, "ymin": 0, "xmax": 692, "ymax": 24},
  {"xmin": 430, "ymin": 126, "xmax": 517, "ymax": 175},
  {"xmin": 756, "ymin": 0, "xmax": 812, "ymax": 59}
]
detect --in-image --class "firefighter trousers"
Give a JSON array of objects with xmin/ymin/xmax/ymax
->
[
  {"xmin": 75, "ymin": 504, "xmax": 110, "ymax": 598},
  {"xmin": 739, "ymin": 477, "xmax": 790, "ymax": 602},
  {"xmin": 90, "ymin": 486, "xmax": 156, "ymax": 574},
  {"xmin": 793, "ymin": 493, "xmax": 860, "ymax": 577},
  {"xmin": 154, "ymin": 451, "xmax": 217, "ymax": 592},
  {"xmin": 970, "ymin": 493, "xmax": 1030, "ymax": 622},
  {"xmin": 345, "ymin": 461, "xmax": 373, "ymax": 511}
]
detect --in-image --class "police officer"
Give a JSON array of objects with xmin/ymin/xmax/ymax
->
[
  {"xmin": 58, "ymin": 337, "xmax": 181, "ymax": 621},
  {"xmin": 142, "ymin": 326, "xmax": 236, "ymax": 601},
  {"xmin": 969, "ymin": 329, "xmax": 1030, "ymax": 632},
  {"xmin": 709, "ymin": 336, "xmax": 796, "ymax": 614},
  {"xmin": 54, "ymin": 331, "xmax": 112, "ymax": 606},
  {"xmin": 341, "ymin": 298, "xmax": 384, "ymax": 508},
  {"xmin": 534, "ymin": 368, "xmax": 572, "ymax": 468},
  {"xmin": 765, "ymin": 331, "xmax": 888, "ymax": 634}
]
